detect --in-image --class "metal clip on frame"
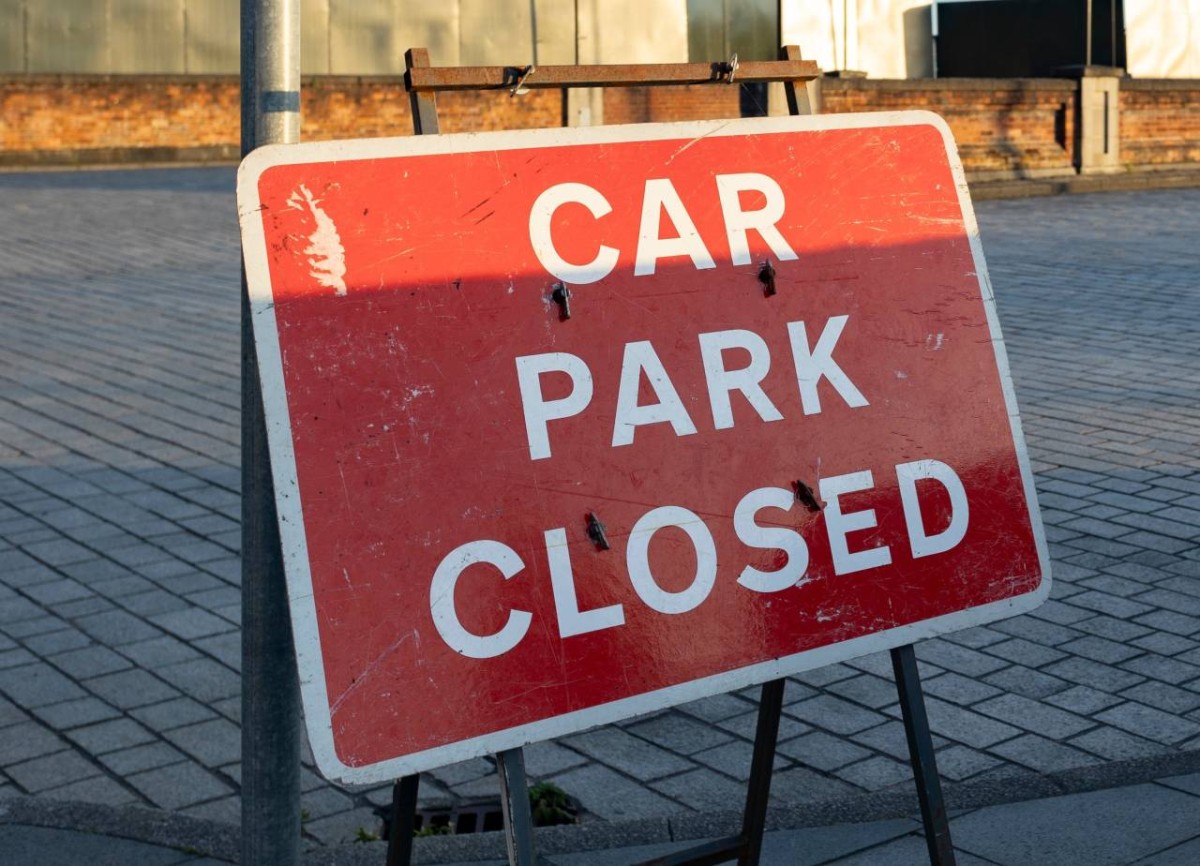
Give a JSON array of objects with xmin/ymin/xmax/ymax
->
[{"xmin": 510, "ymin": 64, "xmax": 537, "ymax": 96}]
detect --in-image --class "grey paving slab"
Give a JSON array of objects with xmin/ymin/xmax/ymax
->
[
  {"xmin": 546, "ymin": 764, "xmax": 680, "ymax": 820},
  {"xmin": 980, "ymin": 665, "xmax": 1070, "ymax": 700},
  {"xmin": 894, "ymin": 697, "xmax": 1020, "ymax": 750},
  {"xmin": 1122, "ymin": 653, "xmax": 1200, "ymax": 685},
  {"xmin": 0, "ymin": 825, "xmax": 218, "ymax": 866},
  {"xmin": 974, "ymin": 694, "xmax": 1095, "ymax": 739},
  {"xmin": 0, "ymin": 663, "xmax": 87, "ymax": 707},
  {"xmin": 40, "ymin": 775, "xmax": 142, "ymax": 806},
  {"xmin": 127, "ymin": 762, "xmax": 234, "ymax": 810},
  {"xmin": 934, "ymin": 744, "xmax": 1001, "ymax": 782},
  {"xmin": 648, "ymin": 767, "xmax": 746, "ymax": 811},
  {"xmin": 824, "ymin": 834, "xmax": 998, "ymax": 865},
  {"xmin": 1132, "ymin": 837, "xmax": 1200, "ymax": 866},
  {"xmin": 989, "ymin": 733, "xmax": 1102, "ymax": 773},
  {"xmin": 786, "ymin": 696, "xmax": 888, "ymax": 736},
  {"xmin": 162, "ymin": 718, "xmax": 241, "ymax": 767},
  {"xmin": 825, "ymin": 674, "xmax": 903, "ymax": 709},
  {"xmin": 691, "ymin": 738, "xmax": 788, "ymax": 782},
  {"xmin": 1094, "ymin": 701, "xmax": 1200, "ymax": 745},
  {"xmin": 951, "ymin": 784, "xmax": 1200, "ymax": 866},
  {"xmin": 65, "ymin": 717, "xmax": 157, "ymax": 754},
  {"xmin": 83, "ymin": 669, "xmax": 181, "ymax": 709},
  {"xmin": 1121, "ymin": 681, "xmax": 1200, "ymax": 714},
  {"xmin": 74, "ymin": 610, "xmax": 165, "ymax": 647},
  {"xmin": 426, "ymin": 757, "xmax": 494, "ymax": 789},
  {"xmin": 1069, "ymin": 726, "xmax": 1169, "ymax": 762},
  {"xmin": 117, "ymin": 635, "xmax": 203, "ymax": 668},
  {"xmin": 1046, "ymin": 685, "xmax": 1123, "ymax": 716},
  {"xmin": 777, "ymin": 731, "xmax": 872, "ymax": 772},
  {"xmin": 561, "ymin": 727, "xmax": 693, "ymax": 782},
  {"xmin": 851, "ymin": 720, "xmax": 948, "ymax": 762},
  {"xmin": 768, "ymin": 765, "xmax": 859, "ymax": 804},
  {"xmin": 129, "ymin": 696, "xmax": 219, "ymax": 732},
  {"xmin": 625, "ymin": 711, "xmax": 735, "ymax": 756},
  {"xmin": 148, "ymin": 609, "xmax": 234, "ymax": 641},
  {"xmin": 154, "ymin": 657, "xmax": 239, "ymax": 703},
  {"xmin": 7, "ymin": 748, "xmax": 104, "ymax": 793},
  {"xmin": 0, "ymin": 694, "xmax": 27, "ymax": 726},
  {"xmin": 99, "ymin": 741, "xmax": 190, "ymax": 775},
  {"xmin": 833, "ymin": 755, "xmax": 912, "ymax": 791},
  {"xmin": 0, "ymin": 721, "xmax": 68, "ymax": 764},
  {"xmin": 49, "ymin": 645, "xmax": 133, "ymax": 679},
  {"xmin": 676, "ymin": 692, "xmax": 757, "ymax": 723},
  {"xmin": 551, "ymin": 819, "xmax": 922, "ymax": 866},
  {"xmin": 302, "ymin": 805, "xmax": 383, "ymax": 846}
]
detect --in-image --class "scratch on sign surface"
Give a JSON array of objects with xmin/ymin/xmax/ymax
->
[
  {"xmin": 288, "ymin": 184, "xmax": 348, "ymax": 296},
  {"xmin": 665, "ymin": 123, "xmax": 732, "ymax": 166},
  {"xmin": 329, "ymin": 629, "xmax": 420, "ymax": 715}
]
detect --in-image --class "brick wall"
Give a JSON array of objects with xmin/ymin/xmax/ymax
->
[
  {"xmin": 0, "ymin": 76, "xmax": 242, "ymax": 164},
  {"xmin": 1120, "ymin": 80, "xmax": 1200, "ymax": 169},
  {"xmin": 819, "ymin": 79, "xmax": 1078, "ymax": 179},
  {"xmin": 0, "ymin": 75, "xmax": 563, "ymax": 165},
  {"xmin": 602, "ymin": 78, "xmax": 1079, "ymax": 178},
  {"xmin": 1, "ymin": 74, "xmax": 1198, "ymax": 178},
  {"xmin": 604, "ymin": 84, "xmax": 739, "ymax": 125},
  {"xmin": 303, "ymin": 77, "xmax": 564, "ymax": 137}
]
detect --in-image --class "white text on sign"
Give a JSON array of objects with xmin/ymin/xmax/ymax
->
[
  {"xmin": 426, "ymin": 171, "xmax": 970, "ymax": 661},
  {"xmin": 528, "ymin": 174, "xmax": 799, "ymax": 284},
  {"xmin": 429, "ymin": 460, "xmax": 970, "ymax": 659},
  {"xmin": 515, "ymin": 317, "xmax": 868, "ymax": 461}
]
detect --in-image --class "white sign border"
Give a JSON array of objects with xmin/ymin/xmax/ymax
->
[{"xmin": 237, "ymin": 110, "xmax": 1052, "ymax": 786}]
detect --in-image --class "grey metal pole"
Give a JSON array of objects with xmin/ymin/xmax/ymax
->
[
  {"xmin": 1086, "ymin": 0, "xmax": 1094, "ymax": 67},
  {"xmin": 842, "ymin": 0, "xmax": 849, "ymax": 72},
  {"xmin": 1110, "ymin": 0, "xmax": 1117, "ymax": 66},
  {"xmin": 241, "ymin": 2, "xmax": 302, "ymax": 865}
]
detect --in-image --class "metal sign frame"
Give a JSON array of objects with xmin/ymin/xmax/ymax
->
[
  {"xmin": 370, "ymin": 46, "xmax": 962, "ymax": 866},
  {"xmin": 237, "ymin": 104, "xmax": 1055, "ymax": 789}
]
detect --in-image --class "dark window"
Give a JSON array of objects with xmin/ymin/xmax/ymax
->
[
  {"xmin": 687, "ymin": 0, "xmax": 778, "ymax": 63},
  {"xmin": 688, "ymin": 0, "xmax": 777, "ymax": 117},
  {"xmin": 936, "ymin": 0, "xmax": 1125, "ymax": 77}
]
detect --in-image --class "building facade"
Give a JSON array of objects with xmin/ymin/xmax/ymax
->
[{"xmin": 0, "ymin": 1, "xmax": 1197, "ymax": 79}]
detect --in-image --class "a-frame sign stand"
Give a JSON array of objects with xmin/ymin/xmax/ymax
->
[{"xmin": 385, "ymin": 47, "xmax": 956, "ymax": 866}]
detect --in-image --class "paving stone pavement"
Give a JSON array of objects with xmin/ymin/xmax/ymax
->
[{"xmin": 0, "ymin": 168, "xmax": 1196, "ymax": 847}]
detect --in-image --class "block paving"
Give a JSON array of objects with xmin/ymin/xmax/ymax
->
[{"xmin": 0, "ymin": 169, "xmax": 1196, "ymax": 845}]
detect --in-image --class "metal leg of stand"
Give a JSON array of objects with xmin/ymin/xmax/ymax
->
[
  {"xmin": 891, "ymin": 645, "xmax": 956, "ymax": 866},
  {"xmin": 635, "ymin": 678, "xmax": 786, "ymax": 866},
  {"xmin": 739, "ymin": 677, "xmax": 786, "ymax": 866},
  {"xmin": 497, "ymin": 747, "xmax": 538, "ymax": 866},
  {"xmin": 387, "ymin": 774, "xmax": 420, "ymax": 866}
]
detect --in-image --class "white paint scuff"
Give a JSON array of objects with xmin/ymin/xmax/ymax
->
[{"xmin": 288, "ymin": 184, "xmax": 348, "ymax": 296}]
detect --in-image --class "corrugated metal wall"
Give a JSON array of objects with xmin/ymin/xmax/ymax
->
[{"xmin": 0, "ymin": 0, "xmax": 689, "ymax": 73}]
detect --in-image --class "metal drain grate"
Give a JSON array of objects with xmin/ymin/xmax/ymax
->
[{"xmin": 377, "ymin": 800, "xmax": 506, "ymax": 839}]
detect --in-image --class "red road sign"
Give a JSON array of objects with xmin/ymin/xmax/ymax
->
[{"xmin": 238, "ymin": 112, "xmax": 1049, "ymax": 785}]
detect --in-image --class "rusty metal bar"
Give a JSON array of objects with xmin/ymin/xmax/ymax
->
[
  {"xmin": 781, "ymin": 45, "xmax": 817, "ymax": 116},
  {"xmin": 405, "ymin": 53, "xmax": 819, "ymax": 94},
  {"xmin": 406, "ymin": 48, "xmax": 441, "ymax": 135}
]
